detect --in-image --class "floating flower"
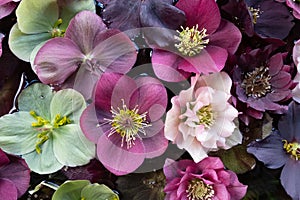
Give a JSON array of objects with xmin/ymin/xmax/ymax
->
[
  {"xmin": 8, "ymin": 0, "xmax": 95, "ymax": 61},
  {"xmin": 0, "ymin": 148, "xmax": 30, "ymax": 200},
  {"xmin": 247, "ymin": 101, "xmax": 300, "ymax": 199},
  {"xmin": 80, "ymin": 72, "xmax": 168, "ymax": 175},
  {"xmin": 151, "ymin": 0, "xmax": 241, "ymax": 82},
  {"xmin": 222, "ymin": 0, "xmax": 294, "ymax": 39},
  {"xmin": 165, "ymin": 72, "xmax": 241, "ymax": 162},
  {"xmin": 163, "ymin": 157, "xmax": 247, "ymax": 200},
  {"xmin": 33, "ymin": 10, "xmax": 137, "ymax": 100},
  {"xmin": 0, "ymin": 0, "xmax": 20, "ymax": 20},
  {"xmin": 52, "ymin": 180, "xmax": 119, "ymax": 200},
  {"xmin": 0, "ymin": 83, "xmax": 95, "ymax": 174},
  {"xmin": 233, "ymin": 45, "xmax": 293, "ymax": 121}
]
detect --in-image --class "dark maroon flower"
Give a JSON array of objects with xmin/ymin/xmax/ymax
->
[
  {"xmin": 0, "ymin": 148, "xmax": 30, "ymax": 200},
  {"xmin": 151, "ymin": 0, "xmax": 241, "ymax": 82},
  {"xmin": 233, "ymin": 45, "xmax": 293, "ymax": 121},
  {"xmin": 222, "ymin": 0, "xmax": 294, "ymax": 40},
  {"xmin": 247, "ymin": 101, "xmax": 300, "ymax": 199}
]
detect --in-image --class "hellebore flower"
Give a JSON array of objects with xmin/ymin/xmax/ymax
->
[
  {"xmin": 0, "ymin": 0, "xmax": 20, "ymax": 20},
  {"xmin": 80, "ymin": 72, "xmax": 168, "ymax": 175},
  {"xmin": 163, "ymin": 157, "xmax": 247, "ymax": 200},
  {"xmin": 222, "ymin": 0, "xmax": 294, "ymax": 39},
  {"xmin": 8, "ymin": 0, "xmax": 95, "ymax": 61},
  {"xmin": 233, "ymin": 45, "xmax": 293, "ymax": 121},
  {"xmin": 0, "ymin": 83, "xmax": 95, "ymax": 174},
  {"xmin": 0, "ymin": 148, "xmax": 30, "ymax": 200},
  {"xmin": 34, "ymin": 10, "xmax": 137, "ymax": 100},
  {"xmin": 151, "ymin": 0, "xmax": 241, "ymax": 82},
  {"xmin": 52, "ymin": 180, "xmax": 119, "ymax": 200},
  {"xmin": 164, "ymin": 72, "xmax": 241, "ymax": 162},
  {"xmin": 247, "ymin": 101, "xmax": 300, "ymax": 199}
]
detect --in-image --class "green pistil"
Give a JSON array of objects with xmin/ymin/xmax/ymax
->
[
  {"xmin": 51, "ymin": 18, "xmax": 65, "ymax": 38},
  {"xmin": 30, "ymin": 110, "xmax": 71, "ymax": 154},
  {"xmin": 283, "ymin": 140, "xmax": 300, "ymax": 160},
  {"xmin": 175, "ymin": 25, "xmax": 209, "ymax": 57},
  {"xmin": 196, "ymin": 105, "xmax": 214, "ymax": 128}
]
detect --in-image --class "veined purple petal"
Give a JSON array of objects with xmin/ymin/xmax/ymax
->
[
  {"xmin": 65, "ymin": 10, "xmax": 107, "ymax": 54},
  {"xmin": 280, "ymin": 159, "xmax": 300, "ymax": 200},
  {"xmin": 143, "ymin": 127, "xmax": 168, "ymax": 159},
  {"xmin": 247, "ymin": 131, "xmax": 288, "ymax": 169},
  {"xmin": 34, "ymin": 37, "xmax": 84, "ymax": 84},
  {"xmin": 151, "ymin": 50, "xmax": 189, "ymax": 82},
  {"xmin": 176, "ymin": 0, "xmax": 220, "ymax": 34},
  {"xmin": 0, "ymin": 2, "xmax": 17, "ymax": 20},
  {"xmin": 178, "ymin": 46, "xmax": 228, "ymax": 74},
  {"xmin": 0, "ymin": 179, "xmax": 17, "ymax": 200},
  {"xmin": 95, "ymin": 73, "xmax": 138, "ymax": 112},
  {"xmin": 91, "ymin": 29, "xmax": 136, "ymax": 73},
  {"xmin": 97, "ymin": 133, "xmax": 145, "ymax": 175},
  {"xmin": 134, "ymin": 76, "xmax": 168, "ymax": 121},
  {"xmin": 268, "ymin": 53, "xmax": 283, "ymax": 76},
  {"xmin": 209, "ymin": 19, "xmax": 242, "ymax": 55}
]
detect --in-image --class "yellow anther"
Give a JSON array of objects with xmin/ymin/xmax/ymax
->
[
  {"xmin": 35, "ymin": 131, "xmax": 49, "ymax": 154},
  {"xmin": 30, "ymin": 110, "xmax": 50, "ymax": 127},
  {"xmin": 53, "ymin": 114, "xmax": 72, "ymax": 128},
  {"xmin": 282, "ymin": 140, "xmax": 300, "ymax": 160}
]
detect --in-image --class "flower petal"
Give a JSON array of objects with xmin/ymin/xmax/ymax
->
[
  {"xmin": 280, "ymin": 159, "xmax": 300, "ymax": 200},
  {"xmin": 52, "ymin": 124, "xmax": 95, "ymax": 167},
  {"xmin": 34, "ymin": 37, "xmax": 83, "ymax": 84},
  {"xmin": 0, "ymin": 179, "xmax": 18, "ymax": 200}
]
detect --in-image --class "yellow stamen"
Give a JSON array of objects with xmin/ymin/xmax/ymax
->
[
  {"xmin": 186, "ymin": 179, "xmax": 214, "ymax": 200},
  {"xmin": 196, "ymin": 105, "xmax": 214, "ymax": 128},
  {"xmin": 283, "ymin": 140, "xmax": 300, "ymax": 160},
  {"xmin": 51, "ymin": 18, "xmax": 65, "ymax": 38}
]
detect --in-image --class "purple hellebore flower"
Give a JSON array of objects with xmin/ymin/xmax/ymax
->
[
  {"xmin": 34, "ymin": 10, "xmax": 137, "ymax": 100},
  {"xmin": 233, "ymin": 45, "xmax": 293, "ymax": 121},
  {"xmin": 0, "ymin": 148, "xmax": 30, "ymax": 200},
  {"xmin": 151, "ymin": 0, "xmax": 242, "ymax": 82},
  {"xmin": 247, "ymin": 101, "xmax": 300, "ymax": 199},
  {"xmin": 163, "ymin": 157, "xmax": 247, "ymax": 200},
  {"xmin": 222, "ymin": 0, "xmax": 294, "ymax": 39},
  {"xmin": 80, "ymin": 72, "xmax": 168, "ymax": 175},
  {"xmin": 0, "ymin": 0, "xmax": 20, "ymax": 20}
]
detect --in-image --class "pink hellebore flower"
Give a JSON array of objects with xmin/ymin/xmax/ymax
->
[
  {"xmin": 151, "ymin": 0, "xmax": 241, "ymax": 82},
  {"xmin": 163, "ymin": 157, "xmax": 247, "ymax": 200},
  {"xmin": 80, "ymin": 73, "xmax": 168, "ymax": 175},
  {"xmin": 0, "ymin": 0, "xmax": 20, "ymax": 19},
  {"xmin": 165, "ymin": 72, "xmax": 241, "ymax": 162},
  {"xmin": 34, "ymin": 11, "xmax": 137, "ymax": 100},
  {"xmin": 0, "ymin": 148, "xmax": 30, "ymax": 200}
]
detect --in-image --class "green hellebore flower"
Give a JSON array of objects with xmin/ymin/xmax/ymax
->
[
  {"xmin": 0, "ymin": 83, "xmax": 95, "ymax": 174},
  {"xmin": 52, "ymin": 180, "xmax": 119, "ymax": 200}
]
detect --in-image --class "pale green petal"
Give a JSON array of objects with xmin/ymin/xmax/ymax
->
[
  {"xmin": 22, "ymin": 136, "xmax": 63, "ymax": 174},
  {"xmin": 18, "ymin": 83, "xmax": 53, "ymax": 120},
  {"xmin": 0, "ymin": 112, "xmax": 37, "ymax": 155},
  {"xmin": 58, "ymin": 0, "xmax": 96, "ymax": 29},
  {"xmin": 52, "ymin": 180, "xmax": 90, "ymax": 200},
  {"xmin": 50, "ymin": 89, "xmax": 86, "ymax": 123},
  {"xmin": 81, "ymin": 184, "xmax": 119, "ymax": 200},
  {"xmin": 52, "ymin": 124, "xmax": 95, "ymax": 167},
  {"xmin": 16, "ymin": 0, "xmax": 58, "ymax": 34},
  {"xmin": 8, "ymin": 24, "xmax": 51, "ymax": 61}
]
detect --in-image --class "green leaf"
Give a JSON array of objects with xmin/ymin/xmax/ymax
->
[
  {"xmin": 52, "ymin": 124, "xmax": 95, "ymax": 167},
  {"xmin": 8, "ymin": 24, "xmax": 51, "ymax": 61},
  {"xmin": 58, "ymin": 0, "xmax": 96, "ymax": 29},
  {"xmin": 52, "ymin": 180, "xmax": 90, "ymax": 200},
  {"xmin": 18, "ymin": 83, "xmax": 54, "ymax": 120},
  {"xmin": 81, "ymin": 183, "xmax": 119, "ymax": 200},
  {"xmin": 50, "ymin": 89, "xmax": 86, "ymax": 123},
  {"xmin": 22, "ymin": 136, "xmax": 64, "ymax": 174},
  {"xmin": 16, "ymin": 0, "xmax": 58, "ymax": 34},
  {"xmin": 213, "ymin": 144, "xmax": 256, "ymax": 174}
]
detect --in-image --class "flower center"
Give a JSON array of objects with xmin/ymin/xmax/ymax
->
[
  {"xmin": 105, "ymin": 100, "xmax": 151, "ymax": 149},
  {"xmin": 175, "ymin": 25, "xmax": 209, "ymax": 57},
  {"xmin": 196, "ymin": 105, "xmax": 214, "ymax": 128},
  {"xmin": 83, "ymin": 56, "xmax": 106, "ymax": 75},
  {"xmin": 186, "ymin": 179, "xmax": 214, "ymax": 200},
  {"xmin": 248, "ymin": 7, "xmax": 261, "ymax": 24},
  {"xmin": 241, "ymin": 66, "xmax": 272, "ymax": 98},
  {"xmin": 51, "ymin": 18, "xmax": 65, "ymax": 38},
  {"xmin": 283, "ymin": 140, "xmax": 300, "ymax": 160},
  {"xmin": 30, "ymin": 110, "xmax": 71, "ymax": 154}
]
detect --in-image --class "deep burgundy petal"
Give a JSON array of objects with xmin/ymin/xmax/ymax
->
[
  {"xmin": 0, "ymin": 179, "xmax": 17, "ymax": 200},
  {"xmin": 247, "ymin": 131, "xmax": 288, "ymax": 169},
  {"xmin": 176, "ymin": 0, "xmax": 221, "ymax": 34},
  {"xmin": 0, "ymin": 149, "xmax": 9, "ymax": 166}
]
